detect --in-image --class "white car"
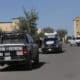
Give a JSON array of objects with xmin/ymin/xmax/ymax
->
[
  {"xmin": 68, "ymin": 38, "xmax": 76, "ymax": 46},
  {"xmin": 75, "ymin": 37, "xmax": 80, "ymax": 46},
  {"xmin": 68, "ymin": 37, "xmax": 80, "ymax": 46}
]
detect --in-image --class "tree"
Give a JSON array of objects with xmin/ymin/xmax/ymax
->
[
  {"xmin": 43, "ymin": 27, "xmax": 54, "ymax": 33},
  {"xmin": 37, "ymin": 32, "xmax": 44, "ymax": 38},
  {"xmin": 37, "ymin": 27, "xmax": 54, "ymax": 39},
  {"xmin": 18, "ymin": 17, "xmax": 28, "ymax": 31},
  {"xmin": 18, "ymin": 9, "xmax": 38, "ymax": 40},
  {"xmin": 57, "ymin": 29, "xmax": 67, "ymax": 39},
  {"xmin": 36, "ymin": 27, "xmax": 54, "ymax": 39}
]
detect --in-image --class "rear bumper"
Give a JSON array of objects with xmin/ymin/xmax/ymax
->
[
  {"xmin": 0, "ymin": 59, "xmax": 28, "ymax": 65},
  {"xmin": 42, "ymin": 47, "xmax": 59, "ymax": 53},
  {"xmin": 0, "ymin": 55, "xmax": 30, "ymax": 65}
]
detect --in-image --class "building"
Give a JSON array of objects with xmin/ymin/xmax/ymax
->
[
  {"xmin": 0, "ymin": 18, "xmax": 41, "ymax": 34},
  {"xmin": 0, "ymin": 18, "xmax": 19, "ymax": 32},
  {"xmin": 73, "ymin": 16, "xmax": 80, "ymax": 37}
]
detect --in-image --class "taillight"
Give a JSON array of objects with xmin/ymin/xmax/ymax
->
[{"xmin": 23, "ymin": 47, "xmax": 28, "ymax": 54}]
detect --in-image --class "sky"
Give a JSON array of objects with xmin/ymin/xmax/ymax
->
[{"xmin": 0, "ymin": 0, "xmax": 80, "ymax": 35}]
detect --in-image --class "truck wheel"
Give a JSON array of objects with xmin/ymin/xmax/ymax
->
[
  {"xmin": 28, "ymin": 61, "xmax": 33, "ymax": 69},
  {"xmin": 34, "ymin": 54, "xmax": 39, "ymax": 64},
  {"xmin": 24, "ymin": 55, "xmax": 33, "ymax": 70}
]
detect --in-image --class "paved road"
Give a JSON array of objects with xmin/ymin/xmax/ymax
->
[{"xmin": 0, "ymin": 44, "xmax": 80, "ymax": 80}]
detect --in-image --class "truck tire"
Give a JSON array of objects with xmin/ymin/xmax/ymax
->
[
  {"xmin": 34, "ymin": 54, "xmax": 39, "ymax": 64},
  {"xmin": 24, "ymin": 53, "xmax": 33, "ymax": 70}
]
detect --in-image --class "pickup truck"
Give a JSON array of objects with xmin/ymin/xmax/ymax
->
[
  {"xmin": 0, "ymin": 32, "xmax": 39, "ymax": 68},
  {"xmin": 42, "ymin": 36, "xmax": 62, "ymax": 53}
]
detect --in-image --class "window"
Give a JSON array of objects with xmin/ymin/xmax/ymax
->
[
  {"xmin": 27, "ymin": 34, "xmax": 34, "ymax": 43},
  {"xmin": 2, "ymin": 34, "xmax": 28, "ymax": 44}
]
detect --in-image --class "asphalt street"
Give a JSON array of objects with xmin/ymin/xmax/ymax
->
[{"xmin": 0, "ymin": 44, "xmax": 80, "ymax": 80}]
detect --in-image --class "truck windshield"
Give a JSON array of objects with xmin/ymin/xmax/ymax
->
[{"xmin": 1, "ymin": 34, "xmax": 28, "ymax": 44}]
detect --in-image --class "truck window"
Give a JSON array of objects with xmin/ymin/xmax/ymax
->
[{"xmin": 2, "ymin": 34, "xmax": 28, "ymax": 44}]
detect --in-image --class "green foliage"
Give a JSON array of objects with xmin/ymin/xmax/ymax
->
[
  {"xmin": 43, "ymin": 27, "xmax": 54, "ymax": 33},
  {"xmin": 18, "ymin": 9, "xmax": 38, "ymax": 40},
  {"xmin": 57, "ymin": 29, "xmax": 67, "ymax": 39},
  {"xmin": 18, "ymin": 17, "xmax": 28, "ymax": 31},
  {"xmin": 36, "ymin": 27, "xmax": 54, "ymax": 39},
  {"xmin": 37, "ymin": 32, "xmax": 44, "ymax": 38}
]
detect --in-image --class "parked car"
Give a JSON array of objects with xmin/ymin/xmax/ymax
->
[
  {"xmin": 68, "ymin": 37, "xmax": 77, "ymax": 46},
  {"xmin": 68, "ymin": 37, "xmax": 80, "ymax": 46},
  {"xmin": 75, "ymin": 37, "xmax": 80, "ymax": 46},
  {"xmin": 0, "ymin": 32, "xmax": 39, "ymax": 68},
  {"xmin": 42, "ymin": 37, "xmax": 62, "ymax": 53}
]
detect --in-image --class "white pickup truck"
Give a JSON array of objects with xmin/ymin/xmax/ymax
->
[{"xmin": 42, "ymin": 32, "xmax": 62, "ymax": 53}]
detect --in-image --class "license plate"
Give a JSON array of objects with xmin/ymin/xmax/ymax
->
[
  {"xmin": 0, "ymin": 53, "xmax": 3, "ymax": 56},
  {"xmin": 4, "ymin": 56, "xmax": 11, "ymax": 61}
]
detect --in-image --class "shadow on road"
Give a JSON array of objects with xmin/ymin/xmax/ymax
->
[
  {"xmin": 55, "ymin": 50, "xmax": 65, "ymax": 54},
  {"xmin": 0, "ymin": 62, "xmax": 46, "ymax": 72},
  {"xmin": 41, "ymin": 50, "xmax": 65, "ymax": 54}
]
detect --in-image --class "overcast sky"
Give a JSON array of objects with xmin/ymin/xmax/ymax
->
[{"xmin": 0, "ymin": 0, "xmax": 80, "ymax": 35}]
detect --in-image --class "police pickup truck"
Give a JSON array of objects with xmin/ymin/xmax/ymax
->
[
  {"xmin": 0, "ymin": 32, "xmax": 39, "ymax": 68},
  {"xmin": 42, "ymin": 32, "xmax": 62, "ymax": 53}
]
